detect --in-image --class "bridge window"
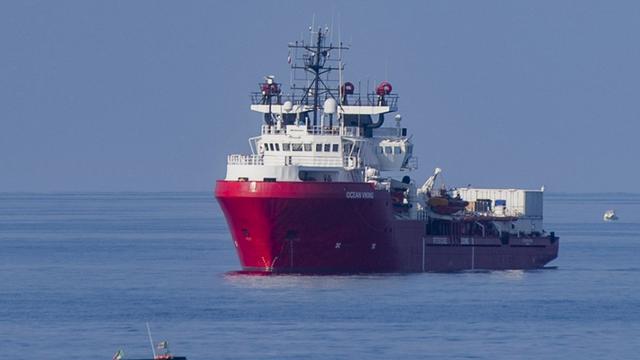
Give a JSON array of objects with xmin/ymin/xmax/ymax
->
[
  {"xmin": 283, "ymin": 143, "xmax": 290, "ymax": 151},
  {"xmin": 292, "ymin": 143, "xmax": 303, "ymax": 151},
  {"xmin": 385, "ymin": 147, "xmax": 392, "ymax": 154},
  {"xmin": 268, "ymin": 143, "xmax": 274, "ymax": 151},
  {"xmin": 324, "ymin": 144, "xmax": 331, "ymax": 152},
  {"xmin": 332, "ymin": 144, "xmax": 339, "ymax": 152},
  {"xmin": 275, "ymin": 143, "xmax": 280, "ymax": 151},
  {"xmin": 316, "ymin": 144, "xmax": 322, "ymax": 152},
  {"xmin": 394, "ymin": 146, "xmax": 402, "ymax": 154},
  {"xmin": 304, "ymin": 144, "xmax": 312, "ymax": 152}
]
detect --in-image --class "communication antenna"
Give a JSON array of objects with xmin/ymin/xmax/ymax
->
[
  {"xmin": 288, "ymin": 23, "xmax": 349, "ymax": 126},
  {"xmin": 385, "ymin": 57, "xmax": 389, "ymax": 82},
  {"xmin": 338, "ymin": 17, "xmax": 343, "ymax": 107},
  {"xmin": 330, "ymin": 12, "xmax": 335, "ymax": 44},
  {"xmin": 310, "ymin": 14, "xmax": 316, "ymax": 43},
  {"xmin": 146, "ymin": 322, "xmax": 157, "ymax": 359}
]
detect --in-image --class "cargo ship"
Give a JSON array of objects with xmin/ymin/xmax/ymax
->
[{"xmin": 215, "ymin": 27, "xmax": 558, "ymax": 273}]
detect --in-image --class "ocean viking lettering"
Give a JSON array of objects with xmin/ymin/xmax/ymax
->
[{"xmin": 346, "ymin": 191, "xmax": 375, "ymax": 199}]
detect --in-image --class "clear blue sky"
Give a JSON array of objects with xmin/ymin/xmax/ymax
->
[{"xmin": 1, "ymin": 1, "xmax": 639, "ymax": 192}]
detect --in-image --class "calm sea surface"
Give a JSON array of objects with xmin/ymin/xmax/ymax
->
[{"xmin": 1, "ymin": 192, "xmax": 639, "ymax": 359}]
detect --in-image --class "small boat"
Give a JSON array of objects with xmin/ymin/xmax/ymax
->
[
  {"xmin": 112, "ymin": 350, "xmax": 187, "ymax": 360},
  {"xmin": 428, "ymin": 194, "xmax": 469, "ymax": 215},
  {"xmin": 112, "ymin": 342, "xmax": 187, "ymax": 360},
  {"xmin": 603, "ymin": 209, "xmax": 618, "ymax": 221},
  {"xmin": 112, "ymin": 324, "xmax": 187, "ymax": 360}
]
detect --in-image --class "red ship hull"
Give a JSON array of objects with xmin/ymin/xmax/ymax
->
[{"xmin": 215, "ymin": 180, "xmax": 559, "ymax": 273}]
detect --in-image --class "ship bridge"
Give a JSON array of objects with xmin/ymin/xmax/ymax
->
[{"xmin": 225, "ymin": 117, "xmax": 416, "ymax": 183}]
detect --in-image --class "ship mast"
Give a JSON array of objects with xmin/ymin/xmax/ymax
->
[{"xmin": 289, "ymin": 27, "xmax": 348, "ymax": 127}]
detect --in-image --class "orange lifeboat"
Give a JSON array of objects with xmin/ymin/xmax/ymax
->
[{"xmin": 428, "ymin": 196, "xmax": 468, "ymax": 215}]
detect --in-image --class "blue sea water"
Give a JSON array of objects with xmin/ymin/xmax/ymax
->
[{"xmin": 1, "ymin": 192, "xmax": 639, "ymax": 359}]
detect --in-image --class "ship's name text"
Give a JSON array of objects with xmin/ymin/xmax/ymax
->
[{"xmin": 346, "ymin": 191, "xmax": 374, "ymax": 199}]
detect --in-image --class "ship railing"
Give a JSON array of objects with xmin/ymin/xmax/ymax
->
[
  {"xmin": 306, "ymin": 126, "xmax": 342, "ymax": 136},
  {"xmin": 500, "ymin": 209, "xmax": 524, "ymax": 217},
  {"xmin": 340, "ymin": 126, "xmax": 362, "ymax": 137},
  {"xmin": 250, "ymin": 93, "xmax": 302, "ymax": 106},
  {"xmin": 289, "ymin": 155, "xmax": 361, "ymax": 168},
  {"xmin": 250, "ymin": 92, "xmax": 399, "ymax": 108},
  {"xmin": 303, "ymin": 157, "xmax": 344, "ymax": 167},
  {"xmin": 365, "ymin": 93, "xmax": 399, "ymax": 108},
  {"xmin": 261, "ymin": 125, "xmax": 361, "ymax": 137},
  {"xmin": 261, "ymin": 125, "xmax": 286, "ymax": 135},
  {"xmin": 227, "ymin": 154, "xmax": 264, "ymax": 166},
  {"xmin": 372, "ymin": 127, "xmax": 405, "ymax": 138},
  {"xmin": 402, "ymin": 156, "xmax": 419, "ymax": 170},
  {"xmin": 470, "ymin": 209, "xmax": 524, "ymax": 218},
  {"xmin": 305, "ymin": 126, "xmax": 361, "ymax": 137}
]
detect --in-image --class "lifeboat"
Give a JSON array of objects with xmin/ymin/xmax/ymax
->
[{"xmin": 428, "ymin": 196, "xmax": 468, "ymax": 215}]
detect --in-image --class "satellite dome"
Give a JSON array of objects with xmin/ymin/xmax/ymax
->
[
  {"xmin": 283, "ymin": 101, "xmax": 293, "ymax": 113},
  {"xmin": 323, "ymin": 98, "xmax": 337, "ymax": 114}
]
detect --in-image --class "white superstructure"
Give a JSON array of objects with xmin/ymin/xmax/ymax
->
[
  {"xmin": 225, "ymin": 29, "xmax": 416, "ymax": 183},
  {"xmin": 226, "ymin": 113, "xmax": 415, "ymax": 183}
]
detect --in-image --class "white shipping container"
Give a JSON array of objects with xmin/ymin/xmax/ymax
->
[
  {"xmin": 524, "ymin": 191, "xmax": 543, "ymax": 218},
  {"xmin": 454, "ymin": 188, "xmax": 543, "ymax": 218}
]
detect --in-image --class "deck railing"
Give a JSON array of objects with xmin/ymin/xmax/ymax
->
[
  {"xmin": 403, "ymin": 157, "xmax": 419, "ymax": 170},
  {"xmin": 250, "ymin": 92, "xmax": 399, "ymax": 108},
  {"xmin": 227, "ymin": 154, "xmax": 263, "ymax": 166},
  {"xmin": 261, "ymin": 125, "xmax": 362, "ymax": 137},
  {"xmin": 227, "ymin": 154, "xmax": 361, "ymax": 169}
]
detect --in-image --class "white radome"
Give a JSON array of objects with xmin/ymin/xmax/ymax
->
[{"xmin": 323, "ymin": 98, "xmax": 337, "ymax": 114}]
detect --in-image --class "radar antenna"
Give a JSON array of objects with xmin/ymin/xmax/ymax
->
[{"xmin": 288, "ymin": 26, "xmax": 348, "ymax": 127}]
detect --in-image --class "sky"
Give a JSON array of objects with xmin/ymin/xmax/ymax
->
[{"xmin": 1, "ymin": 0, "xmax": 639, "ymax": 192}]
